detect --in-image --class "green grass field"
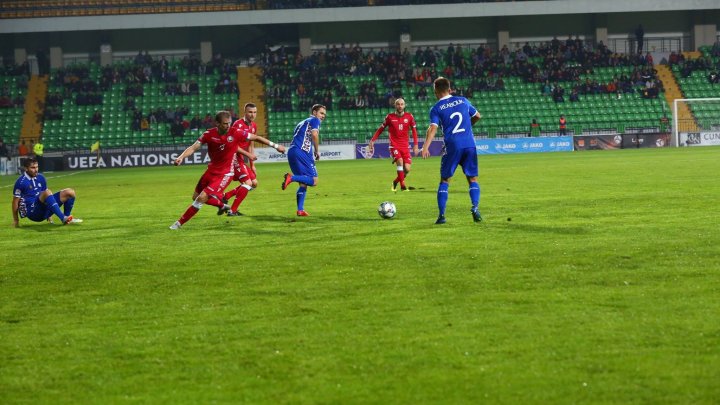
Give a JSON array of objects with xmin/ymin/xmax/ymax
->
[{"xmin": 1, "ymin": 147, "xmax": 719, "ymax": 404}]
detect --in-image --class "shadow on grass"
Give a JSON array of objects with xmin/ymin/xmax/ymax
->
[{"xmin": 490, "ymin": 221, "xmax": 590, "ymax": 235}]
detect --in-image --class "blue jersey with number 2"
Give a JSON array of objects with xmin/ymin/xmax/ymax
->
[{"xmin": 429, "ymin": 95, "xmax": 478, "ymax": 152}]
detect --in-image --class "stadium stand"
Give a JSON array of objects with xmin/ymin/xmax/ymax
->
[
  {"xmin": 670, "ymin": 45, "xmax": 720, "ymax": 131},
  {"xmin": 25, "ymin": 41, "xmax": 677, "ymax": 151},
  {"xmin": 0, "ymin": 66, "xmax": 29, "ymax": 143},
  {"xmin": 40, "ymin": 56, "xmax": 240, "ymax": 150},
  {"xmin": 262, "ymin": 42, "xmax": 670, "ymax": 142}
]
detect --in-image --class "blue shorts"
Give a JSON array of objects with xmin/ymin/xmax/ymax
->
[
  {"xmin": 288, "ymin": 147, "xmax": 317, "ymax": 178},
  {"xmin": 25, "ymin": 191, "xmax": 62, "ymax": 222},
  {"xmin": 440, "ymin": 146, "xmax": 478, "ymax": 179}
]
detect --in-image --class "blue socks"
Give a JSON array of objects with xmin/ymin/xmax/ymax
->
[
  {"xmin": 437, "ymin": 182, "xmax": 449, "ymax": 216},
  {"xmin": 292, "ymin": 175, "xmax": 315, "ymax": 186},
  {"xmin": 63, "ymin": 197, "xmax": 75, "ymax": 216},
  {"xmin": 296, "ymin": 187, "xmax": 307, "ymax": 211},
  {"xmin": 44, "ymin": 194, "xmax": 66, "ymax": 222},
  {"xmin": 469, "ymin": 181, "xmax": 480, "ymax": 210}
]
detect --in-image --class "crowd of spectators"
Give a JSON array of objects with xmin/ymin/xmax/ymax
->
[
  {"xmin": 47, "ymin": 51, "xmax": 239, "ymax": 136},
  {"xmin": 1, "ymin": 63, "xmax": 30, "ymax": 109},
  {"xmin": 260, "ymin": 35, "xmax": 667, "ymax": 112}
]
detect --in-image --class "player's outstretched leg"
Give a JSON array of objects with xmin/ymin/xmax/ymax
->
[
  {"xmin": 171, "ymin": 198, "xmax": 204, "ymax": 229},
  {"xmin": 469, "ymin": 180, "xmax": 481, "ymax": 222},
  {"xmin": 228, "ymin": 184, "xmax": 252, "ymax": 216},
  {"xmin": 296, "ymin": 185, "xmax": 309, "ymax": 216},
  {"xmin": 435, "ymin": 182, "xmax": 449, "ymax": 224}
]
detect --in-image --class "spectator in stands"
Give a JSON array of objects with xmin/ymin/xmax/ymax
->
[
  {"xmin": 635, "ymin": 24, "xmax": 644, "ymax": 54},
  {"xmin": 529, "ymin": 119, "xmax": 541, "ymax": 137},
  {"xmin": 170, "ymin": 118, "xmax": 185, "ymax": 138},
  {"xmin": 0, "ymin": 138, "xmax": 8, "ymax": 158},
  {"xmin": 569, "ymin": 88, "xmax": 580, "ymax": 102},
  {"xmin": 89, "ymin": 110, "xmax": 102, "ymax": 126},
  {"xmin": 552, "ymin": 84, "xmax": 565, "ymax": 103},
  {"xmin": 189, "ymin": 115, "xmax": 202, "ymax": 130},
  {"xmin": 140, "ymin": 117, "xmax": 150, "ymax": 131},
  {"xmin": 416, "ymin": 86, "xmax": 428, "ymax": 101},
  {"xmin": 559, "ymin": 115, "xmax": 568, "ymax": 135},
  {"xmin": 0, "ymin": 95, "xmax": 11, "ymax": 108},
  {"xmin": 18, "ymin": 140, "xmax": 29, "ymax": 157},
  {"xmin": 202, "ymin": 114, "xmax": 213, "ymax": 129},
  {"xmin": 709, "ymin": 71, "xmax": 719, "ymax": 85}
]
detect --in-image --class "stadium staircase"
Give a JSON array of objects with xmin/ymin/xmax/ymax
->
[
  {"xmin": 656, "ymin": 64, "xmax": 697, "ymax": 131},
  {"xmin": 20, "ymin": 75, "xmax": 48, "ymax": 143},
  {"xmin": 236, "ymin": 66, "xmax": 269, "ymax": 140}
]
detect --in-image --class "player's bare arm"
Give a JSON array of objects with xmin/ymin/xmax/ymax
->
[
  {"xmin": 237, "ymin": 146, "xmax": 257, "ymax": 161},
  {"xmin": 174, "ymin": 141, "xmax": 202, "ymax": 166},
  {"xmin": 471, "ymin": 112, "xmax": 482, "ymax": 125},
  {"xmin": 422, "ymin": 124, "xmax": 438, "ymax": 159},
  {"xmin": 312, "ymin": 129, "xmax": 320, "ymax": 160},
  {"xmin": 248, "ymin": 142, "xmax": 256, "ymax": 170},
  {"xmin": 412, "ymin": 126, "xmax": 420, "ymax": 156},
  {"xmin": 11, "ymin": 196, "xmax": 20, "ymax": 228},
  {"xmin": 248, "ymin": 134, "xmax": 286, "ymax": 154}
]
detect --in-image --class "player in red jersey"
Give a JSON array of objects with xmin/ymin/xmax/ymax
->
[
  {"xmin": 368, "ymin": 98, "xmax": 419, "ymax": 191},
  {"xmin": 169, "ymin": 110, "xmax": 285, "ymax": 229},
  {"xmin": 222, "ymin": 103, "xmax": 260, "ymax": 216}
]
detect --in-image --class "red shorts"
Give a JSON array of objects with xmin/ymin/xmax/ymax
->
[
  {"xmin": 233, "ymin": 161, "xmax": 256, "ymax": 182},
  {"xmin": 195, "ymin": 170, "xmax": 232, "ymax": 198},
  {"xmin": 390, "ymin": 146, "xmax": 412, "ymax": 164}
]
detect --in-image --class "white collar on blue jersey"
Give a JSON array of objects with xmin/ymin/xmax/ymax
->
[
  {"xmin": 439, "ymin": 95, "xmax": 452, "ymax": 100},
  {"xmin": 24, "ymin": 173, "xmax": 34, "ymax": 181}
]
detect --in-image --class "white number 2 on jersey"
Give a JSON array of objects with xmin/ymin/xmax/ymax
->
[{"xmin": 450, "ymin": 112, "xmax": 465, "ymax": 134}]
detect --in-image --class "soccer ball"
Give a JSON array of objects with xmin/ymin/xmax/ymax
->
[{"xmin": 378, "ymin": 201, "xmax": 397, "ymax": 219}]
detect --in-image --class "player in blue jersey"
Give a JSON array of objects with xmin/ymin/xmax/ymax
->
[
  {"xmin": 281, "ymin": 104, "xmax": 326, "ymax": 216},
  {"xmin": 11, "ymin": 157, "xmax": 82, "ymax": 228},
  {"xmin": 421, "ymin": 77, "xmax": 482, "ymax": 224}
]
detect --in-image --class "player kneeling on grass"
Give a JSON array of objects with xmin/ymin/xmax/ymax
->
[
  {"xmin": 170, "ymin": 111, "xmax": 285, "ymax": 230},
  {"xmin": 12, "ymin": 157, "xmax": 82, "ymax": 228}
]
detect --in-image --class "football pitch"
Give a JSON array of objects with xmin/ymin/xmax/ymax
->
[{"xmin": 1, "ymin": 147, "xmax": 719, "ymax": 404}]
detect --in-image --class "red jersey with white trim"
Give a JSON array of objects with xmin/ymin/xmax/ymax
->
[
  {"xmin": 198, "ymin": 126, "xmax": 249, "ymax": 175},
  {"xmin": 231, "ymin": 118, "xmax": 257, "ymax": 151},
  {"xmin": 371, "ymin": 112, "xmax": 418, "ymax": 149}
]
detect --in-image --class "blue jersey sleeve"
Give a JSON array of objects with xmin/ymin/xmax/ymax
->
[
  {"xmin": 429, "ymin": 106, "xmax": 440, "ymax": 126},
  {"xmin": 309, "ymin": 116, "xmax": 321, "ymax": 130},
  {"xmin": 467, "ymin": 99, "xmax": 478, "ymax": 118},
  {"xmin": 13, "ymin": 176, "xmax": 24, "ymax": 198}
]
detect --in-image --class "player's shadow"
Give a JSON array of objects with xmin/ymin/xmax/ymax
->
[
  {"xmin": 491, "ymin": 222, "xmax": 590, "ymax": 235},
  {"xmin": 244, "ymin": 214, "xmax": 381, "ymax": 223}
]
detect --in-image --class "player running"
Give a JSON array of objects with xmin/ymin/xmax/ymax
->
[
  {"xmin": 421, "ymin": 77, "xmax": 482, "ymax": 224},
  {"xmin": 169, "ymin": 111, "xmax": 285, "ymax": 229},
  {"xmin": 222, "ymin": 103, "xmax": 261, "ymax": 216},
  {"xmin": 11, "ymin": 157, "xmax": 82, "ymax": 227},
  {"xmin": 368, "ymin": 98, "xmax": 419, "ymax": 191},
  {"xmin": 281, "ymin": 104, "xmax": 326, "ymax": 217}
]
